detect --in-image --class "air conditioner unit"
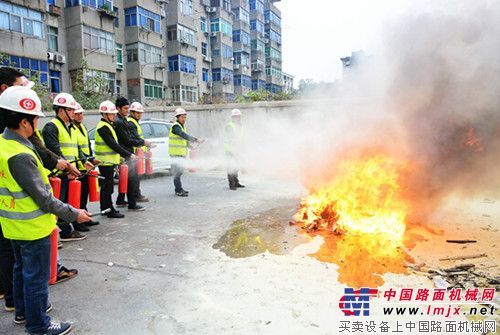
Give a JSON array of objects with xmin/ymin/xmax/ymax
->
[
  {"xmin": 55, "ymin": 54, "xmax": 66, "ymax": 64},
  {"xmin": 203, "ymin": 56, "xmax": 212, "ymax": 63},
  {"xmin": 180, "ymin": 37, "xmax": 189, "ymax": 44},
  {"xmin": 47, "ymin": 52, "xmax": 55, "ymax": 61},
  {"xmin": 263, "ymin": 38, "xmax": 269, "ymax": 44},
  {"xmin": 206, "ymin": 6, "xmax": 216, "ymax": 13}
]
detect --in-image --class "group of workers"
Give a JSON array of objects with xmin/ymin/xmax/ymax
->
[{"xmin": 0, "ymin": 67, "xmax": 244, "ymax": 335}]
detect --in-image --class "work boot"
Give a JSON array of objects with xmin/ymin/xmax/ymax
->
[
  {"xmin": 175, "ymin": 190, "xmax": 188, "ymax": 197},
  {"xmin": 229, "ymin": 185, "xmax": 237, "ymax": 190},
  {"xmin": 53, "ymin": 267, "xmax": 78, "ymax": 285},
  {"xmin": 107, "ymin": 211, "xmax": 125, "ymax": 219},
  {"xmin": 181, "ymin": 189, "xmax": 189, "ymax": 194},
  {"xmin": 84, "ymin": 220, "xmax": 100, "ymax": 226},
  {"xmin": 60, "ymin": 231, "xmax": 86, "ymax": 242},
  {"xmin": 72, "ymin": 222, "xmax": 89, "ymax": 232},
  {"xmin": 128, "ymin": 205, "xmax": 145, "ymax": 211},
  {"xmin": 236, "ymin": 183, "xmax": 245, "ymax": 188}
]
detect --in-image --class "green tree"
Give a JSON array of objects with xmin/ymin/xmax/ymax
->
[{"xmin": 71, "ymin": 59, "xmax": 113, "ymax": 109}]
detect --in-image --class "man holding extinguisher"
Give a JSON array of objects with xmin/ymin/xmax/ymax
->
[{"xmin": 94, "ymin": 101, "xmax": 135, "ymax": 219}]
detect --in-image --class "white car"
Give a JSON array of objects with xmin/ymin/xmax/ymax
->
[{"xmin": 88, "ymin": 118, "xmax": 173, "ymax": 172}]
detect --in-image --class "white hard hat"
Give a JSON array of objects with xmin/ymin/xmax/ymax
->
[
  {"xmin": 99, "ymin": 100, "xmax": 117, "ymax": 114},
  {"xmin": 231, "ymin": 109, "xmax": 242, "ymax": 116},
  {"xmin": 53, "ymin": 92, "xmax": 77, "ymax": 109},
  {"xmin": 20, "ymin": 76, "xmax": 35, "ymax": 89},
  {"xmin": 175, "ymin": 107, "xmax": 187, "ymax": 117},
  {"xmin": 130, "ymin": 102, "xmax": 144, "ymax": 113},
  {"xmin": 74, "ymin": 103, "xmax": 84, "ymax": 114},
  {"xmin": 0, "ymin": 86, "xmax": 44, "ymax": 117}
]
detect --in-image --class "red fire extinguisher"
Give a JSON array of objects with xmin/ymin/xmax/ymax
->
[
  {"xmin": 145, "ymin": 151, "xmax": 153, "ymax": 176},
  {"xmin": 49, "ymin": 177, "xmax": 61, "ymax": 199},
  {"xmin": 68, "ymin": 179, "xmax": 81, "ymax": 209},
  {"xmin": 49, "ymin": 228, "xmax": 58, "ymax": 285},
  {"xmin": 136, "ymin": 148, "xmax": 145, "ymax": 176},
  {"xmin": 118, "ymin": 163, "xmax": 128, "ymax": 194},
  {"xmin": 88, "ymin": 170, "xmax": 99, "ymax": 202}
]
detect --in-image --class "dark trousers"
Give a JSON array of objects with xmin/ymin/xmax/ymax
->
[
  {"xmin": 79, "ymin": 172, "xmax": 89, "ymax": 211},
  {"xmin": 11, "ymin": 235, "xmax": 51, "ymax": 333},
  {"xmin": 116, "ymin": 159, "xmax": 139, "ymax": 208},
  {"xmin": 226, "ymin": 153, "xmax": 240, "ymax": 187},
  {"xmin": 171, "ymin": 161, "xmax": 185, "ymax": 193},
  {"xmin": 57, "ymin": 177, "xmax": 73, "ymax": 237},
  {"xmin": 0, "ymin": 225, "xmax": 14, "ymax": 307},
  {"xmin": 99, "ymin": 165, "xmax": 116, "ymax": 212}
]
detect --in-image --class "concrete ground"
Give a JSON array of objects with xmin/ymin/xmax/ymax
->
[{"xmin": 0, "ymin": 172, "xmax": 498, "ymax": 335}]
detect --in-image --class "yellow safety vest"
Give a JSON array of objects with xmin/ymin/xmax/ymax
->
[
  {"xmin": 0, "ymin": 136, "xmax": 56, "ymax": 240},
  {"xmin": 47, "ymin": 118, "xmax": 78, "ymax": 164},
  {"xmin": 94, "ymin": 121, "xmax": 120, "ymax": 166},
  {"xmin": 224, "ymin": 121, "xmax": 241, "ymax": 153},
  {"xmin": 35, "ymin": 129, "xmax": 44, "ymax": 145},
  {"xmin": 169, "ymin": 122, "xmax": 188, "ymax": 157},
  {"xmin": 74, "ymin": 123, "xmax": 90, "ymax": 170},
  {"xmin": 127, "ymin": 117, "xmax": 147, "ymax": 153}
]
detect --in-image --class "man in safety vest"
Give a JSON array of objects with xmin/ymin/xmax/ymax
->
[
  {"xmin": 94, "ymin": 101, "xmax": 136, "ymax": 219},
  {"xmin": 42, "ymin": 93, "xmax": 93, "ymax": 239},
  {"xmin": 225, "ymin": 109, "xmax": 245, "ymax": 190},
  {"xmin": 0, "ymin": 85, "xmax": 91, "ymax": 335},
  {"xmin": 127, "ymin": 102, "xmax": 152, "ymax": 202},
  {"xmin": 73, "ymin": 103, "xmax": 100, "ymax": 227},
  {"xmin": 169, "ymin": 108, "xmax": 203, "ymax": 197}
]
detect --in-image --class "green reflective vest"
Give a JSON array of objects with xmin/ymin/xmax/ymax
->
[
  {"xmin": 94, "ymin": 121, "xmax": 120, "ymax": 166},
  {"xmin": 127, "ymin": 117, "xmax": 147, "ymax": 153},
  {"xmin": 0, "ymin": 136, "xmax": 56, "ymax": 240},
  {"xmin": 169, "ymin": 122, "xmax": 188, "ymax": 157},
  {"xmin": 74, "ymin": 123, "xmax": 90, "ymax": 170},
  {"xmin": 224, "ymin": 121, "xmax": 241, "ymax": 153},
  {"xmin": 48, "ymin": 118, "xmax": 78, "ymax": 164}
]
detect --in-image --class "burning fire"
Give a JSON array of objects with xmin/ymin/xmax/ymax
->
[{"xmin": 295, "ymin": 155, "xmax": 408, "ymax": 242}]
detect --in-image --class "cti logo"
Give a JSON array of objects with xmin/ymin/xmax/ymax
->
[{"xmin": 339, "ymin": 288, "xmax": 378, "ymax": 316}]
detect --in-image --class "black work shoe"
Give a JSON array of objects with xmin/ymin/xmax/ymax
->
[
  {"xmin": 136, "ymin": 195, "xmax": 149, "ymax": 202},
  {"xmin": 27, "ymin": 321, "xmax": 73, "ymax": 335},
  {"xmin": 107, "ymin": 211, "xmax": 125, "ymax": 219},
  {"xmin": 54, "ymin": 267, "xmax": 78, "ymax": 285},
  {"xmin": 60, "ymin": 231, "xmax": 86, "ymax": 242},
  {"xmin": 175, "ymin": 191, "xmax": 188, "ymax": 197},
  {"xmin": 116, "ymin": 201, "xmax": 128, "ymax": 208},
  {"xmin": 229, "ymin": 186, "xmax": 237, "ymax": 190},
  {"xmin": 15, "ymin": 304, "xmax": 53, "ymax": 324},
  {"xmin": 236, "ymin": 183, "xmax": 245, "ymax": 188},
  {"xmin": 73, "ymin": 223, "xmax": 89, "ymax": 232},
  {"xmin": 5, "ymin": 304, "xmax": 15, "ymax": 312},
  {"xmin": 181, "ymin": 189, "xmax": 189, "ymax": 194},
  {"xmin": 84, "ymin": 220, "xmax": 100, "ymax": 226},
  {"xmin": 128, "ymin": 205, "xmax": 145, "ymax": 211}
]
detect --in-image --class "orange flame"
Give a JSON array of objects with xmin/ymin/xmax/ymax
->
[{"xmin": 295, "ymin": 155, "xmax": 408, "ymax": 243}]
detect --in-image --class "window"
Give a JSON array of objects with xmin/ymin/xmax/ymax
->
[
  {"xmin": 249, "ymin": 0, "xmax": 263, "ymax": 13},
  {"xmin": 125, "ymin": 7, "xmax": 160, "ymax": 33},
  {"xmin": 49, "ymin": 70, "xmax": 61, "ymax": 93},
  {"xmin": 251, "ymin": 79, "xmax": 266, "ymax": 90},
  {"xmin": 151, "ymin": 123, "xmax": 169, "ymax": 137},
  {"xmin": 83, "ymin": 26, "xmax": 115, "ymax": 55},
  {"xmin": 266, "ymin": 28, "xmax": 281, "ymax": 44},
  {"xmin": 251, "ymin": 60, "xmax": 264, "ymax": 71},
  {"xmin": 222, "ymin": 43, "xmax": 232, "ymax": 59},
  {"xmin": 265, "ymin": 66, "xmax": 282, "ymax": 78},
  {"xmin": 210, "ymin": 18, "xmax": 232, "ymax": 37},
  {"xmin": 4, "ymin": 55, "xmax": 49, "ymax": 85},
  {"xmin": 168, "ymin": 85, "xmax": 198, "ymax": 103},
  {"xmin": 83, "ymin": 70, "xmax": 115, "ymax": 93},
  {"xmin": 251, "ymin": 39, "xmax": 265, "ymax": 52},
  {"xmin": 250, "ymin": 19, "xmax": 264, "ymax": 33},
  {"xmin": 232, "ymin": 7, "xmax": 249, "ymax": 25},
  {"xmin": 212, "ymin": 68, "xmax": 233, "ymax": 82},
  {"xmin": 144, "ymin": 79, "xmax": 163, "ymax": 98},
  {"xmin": 168, "ymin": 55, "xmax": 196, "ymax": 74},
  {"xmin": 0, "ymin": 1, "xmax": 43, "ymax": 38},
  {"xmin": 116, "ymin": 43, "xmax": 123, "ymax": 69},
  {"xmin": 233, "ymin": 52, "xmax": 249, "ymax": 66},
  {"xmin": 65, "ymin": 0, "xmax": 112, "ymax": 10},
  {"xmin": 180, "ymin": 0, "xmax": 192, "ymax": 15},
  {"xmin": 264, "ymin": 10, "xmax": 281, "ymax": 27},
  {"xmin": 267, "ymin": 83, "xmax": 282, "ymax": 93},
  {"xmin": 265, "ymin": 46, "xmax": 281, "ymax": 61},
  {"xmin": 200, "ymin": 16, "xmax": 207, "ymax": 32},
  {"xmin": 126, "ymin": 43, "xmax": 161, "ymax": 63},
  {"xmin": 233, "ymin": 30, "xmax": 250, "ymax": 46},
  {"xmin": 116, "ymin": 79, "xmax": 121, "ymax": 95},
  {"xmin": 202, "ymin": 68, "xmax": 209, "ymax": 82},
  {"xmin": 167, "ymin": 25, "xmax": 197, "ymax": 46},
  {"xmin": 201, "ymin": 42, "xmax": 207, "ymax": 56},
  {"xmin": 234, "ymin": 75, "xmax": 251, "ymax": 87},
  {"xmin": 48, "ymin": 26, "xmax": 58, "ymax": 52}
]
